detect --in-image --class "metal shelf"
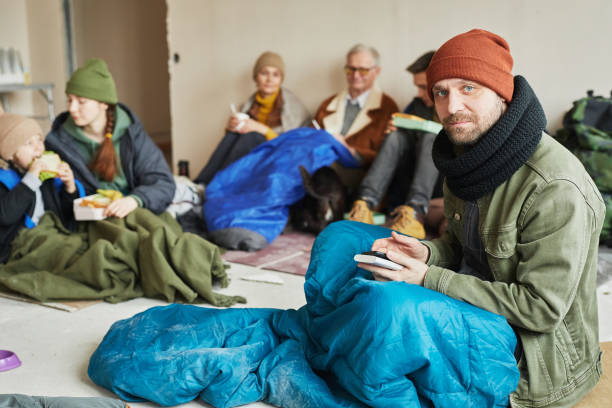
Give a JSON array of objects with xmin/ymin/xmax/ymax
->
[{"xmin": 0, "ymin": 82, "xmax": 55, "ymax": 121}]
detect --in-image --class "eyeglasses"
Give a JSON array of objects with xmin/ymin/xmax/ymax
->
[{"xmin": 344, "ymin": 65, "xmax": 376, "ymax": 76}]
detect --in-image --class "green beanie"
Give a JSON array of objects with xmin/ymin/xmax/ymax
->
[{"xmin": 66, "ymin": 58, "xmax": 118, "ymax": 104}]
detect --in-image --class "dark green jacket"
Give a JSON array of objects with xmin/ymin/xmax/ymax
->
[
  {"xmin": 45, "ymin": 103, "xmax": 175, "ymax": 214},
  {"xmin": 423, "ymin": 133, "xmax": 605, "ymax": 407}
]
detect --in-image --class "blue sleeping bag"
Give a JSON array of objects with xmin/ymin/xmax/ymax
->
[
  {"xmin": 203, "ymin": 128, "xmax": 359, "ymax": 245},
  {"xmin": 89, "ymin": 221, "xmax": 519, "ymax": 407}
]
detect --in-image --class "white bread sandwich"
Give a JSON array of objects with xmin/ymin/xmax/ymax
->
[{"xmin": 38, "ymin": 151, "xmax": 62, "ymax": 181}]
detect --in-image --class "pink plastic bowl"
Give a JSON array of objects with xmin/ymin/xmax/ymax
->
[{"xmin": 0, "ymin": 350, "xmax": 21, "ymax": 372}]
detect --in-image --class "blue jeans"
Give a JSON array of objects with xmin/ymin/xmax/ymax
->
[
  {"xmin": 358, "ymin": 128, "xmax": 439, "ymax": 213},
  {"xmin": 194, "ymin": 131, "xmax": 266, "ymax": 185}
]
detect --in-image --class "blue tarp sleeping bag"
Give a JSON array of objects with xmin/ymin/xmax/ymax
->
[
  {"xmin": 203, "ymin": 128, "xmax": 359, "ymax": 249},
  {"xmin": 88, "ymin": 221, "xmax": 520, "ymax": 407}
]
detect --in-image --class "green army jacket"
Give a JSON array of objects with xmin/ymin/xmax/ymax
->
[{"xmin": 423, "ymin": 133, "xmax": 606, "ymax": 407}]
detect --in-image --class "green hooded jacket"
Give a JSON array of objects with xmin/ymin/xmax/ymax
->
[{"xmin": 423, "ymin": 133, "xmax": 605, "ymax": 407}]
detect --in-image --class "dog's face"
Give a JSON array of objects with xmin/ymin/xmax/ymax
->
[{"xmin": 290, "ymin": 166, "xmax": 346, "ymax": 234}]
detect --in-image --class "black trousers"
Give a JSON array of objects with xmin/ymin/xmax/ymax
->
[{"xmin": 194, "ymin": 130, "xmax": 266, "ymax": 185}]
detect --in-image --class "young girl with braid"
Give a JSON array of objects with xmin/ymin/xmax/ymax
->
[{"xmin": 45, "ymin": 59, "xmax": 175, "ymax": 218}]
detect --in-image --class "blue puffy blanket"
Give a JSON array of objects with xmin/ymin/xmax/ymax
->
[
  {"xmin": 203, "ymin": 128, "xmax": 359, "ymax": 243},
  {"xmin": 88, "ymin": 221, "xmax": 519, "ymax": 407}
]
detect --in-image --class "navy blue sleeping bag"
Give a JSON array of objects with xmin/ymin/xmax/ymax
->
[
  {"xmin": 89, "ymin": 221, "xmax": 519, "ymax": 407},
  {"xmin": 203, "ymin": 128, "xmax": 359, "ymax": 245}
]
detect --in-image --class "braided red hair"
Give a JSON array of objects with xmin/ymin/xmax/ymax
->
[{"xmin": 90, "ymin": 105, "xmax": 118, "ymax": 181}]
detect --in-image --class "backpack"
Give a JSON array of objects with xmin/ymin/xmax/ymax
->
[{"xmin": 555, "ymin": 90, "xmax": 612, "ymax": 245}]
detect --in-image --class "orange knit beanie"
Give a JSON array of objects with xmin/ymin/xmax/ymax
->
[{"xmin": 426, "ymin": 29, "xmax": 514, "ymax": 102}]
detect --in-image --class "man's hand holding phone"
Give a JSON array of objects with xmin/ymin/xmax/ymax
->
[
  {"xmin": 354, "ymin": 251, "xmax": 403, "ymax": 270},
  {"xmin": 356, "ymin": 231, "xmax": 430, "ymax": 285}
]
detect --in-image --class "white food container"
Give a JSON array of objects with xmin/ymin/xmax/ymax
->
[{"xmin": 73, "ymin": 195, "xmax": 107, "ymax": 221}]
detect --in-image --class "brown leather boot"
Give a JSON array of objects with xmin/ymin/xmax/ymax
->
[
  {"xmin": 347, "ymin": 199, "xmax": 374, "ymax": 224},
  {"xmin": 389, "ymin": 205, "xmax": 426, "ymax": 239}
]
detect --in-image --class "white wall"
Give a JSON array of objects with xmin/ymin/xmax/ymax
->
[
  {"xmin": 3, "ymin": 0, "xmax": 611, "ymax": 173},
  {"xmin": 26, "ymin": 0, "xmax": 68, "ymax": 130},
  {"xmin": 72, "ymin": 0, "xmax": 170, "ymax": 144},
  {"xmin": 167, "ymin": 0, "xmax": 612, "ymax": 174},
  {"xmin": 0, "ymin": 0, "xmax": 68, "ymax": 131},
  {"xmin": 0, "ymin": 0, "xmax": 34, "ymax": 115}
]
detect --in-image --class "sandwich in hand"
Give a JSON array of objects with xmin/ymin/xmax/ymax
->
[{"xmin": 37, "ymin": 151, "xmax": 62, "ymax": 181}]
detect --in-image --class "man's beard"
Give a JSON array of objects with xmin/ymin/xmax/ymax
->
[{"xmin": 442, "ymin": 98, "xmax": 505, "ymax": 146}]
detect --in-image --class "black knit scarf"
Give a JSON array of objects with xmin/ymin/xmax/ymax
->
[{"xmin": 432, "ymin": 76, "xmax": 546, "ymax": 201}]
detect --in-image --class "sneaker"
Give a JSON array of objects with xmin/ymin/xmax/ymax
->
[
  {"xmin": 348, "ymin": 199, "xmax": 374, "ymax": 224},
  {"xmin": 390, "ymin": 205, "xmax": 425, "ymax": 239}
]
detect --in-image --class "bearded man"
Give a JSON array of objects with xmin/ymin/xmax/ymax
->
[{"xmin": 358, "ymin": 29, "xmax": 605, "ymax": 407}]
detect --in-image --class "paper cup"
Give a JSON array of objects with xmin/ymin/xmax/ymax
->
[{"xmin": 234, "ymin": 112, "xmax": 249, "ymax": 130}]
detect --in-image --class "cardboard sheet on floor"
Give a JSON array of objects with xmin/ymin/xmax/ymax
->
[
  {"xmin": 0, "ymin": 290, "xmax": 101, "ymax": 312},
  {"xmin": 575, "ymin": 341, "xmax": 612, "ymax": 407},
  {"xmin": 222, "ymin": 231, "xmax": 315, "ymax": 276}
]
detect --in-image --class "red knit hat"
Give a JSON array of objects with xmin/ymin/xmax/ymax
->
[{"xmin": 426, "ymin": 29, "xmax": 514, "ymax": 102}]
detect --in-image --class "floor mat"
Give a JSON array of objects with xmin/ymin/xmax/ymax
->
[
  {"xmin": 222, "ymin": 231, "xmax": 315, "ymax": 276},
  {"xmin": 0, "ymin": 290, "xmax": 102, "ymax": 312}
]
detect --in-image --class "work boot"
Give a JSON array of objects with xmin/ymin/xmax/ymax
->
[
  {"xmin": 348, "ymin": 199, "xmax": 374, "ymax": 224},
  {"xmin": 390, "ymin": 205, "xmax": 425, "ymax": 239}
]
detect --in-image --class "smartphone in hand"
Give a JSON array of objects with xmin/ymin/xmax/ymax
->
[{"xmin": 354, "ymin": 251, "xmax": 403, "ymax": 270}]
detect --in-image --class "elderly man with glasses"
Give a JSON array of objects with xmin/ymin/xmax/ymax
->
[{"xmin": 313, "ymin": 44, "xmax": 398, "ymax": 191}]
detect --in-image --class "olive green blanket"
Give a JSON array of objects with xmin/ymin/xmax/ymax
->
[{"xmin": 0, "ymin": 209, "xmax": 245, "ymax": 306}]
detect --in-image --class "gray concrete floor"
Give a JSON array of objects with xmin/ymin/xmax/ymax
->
[
  {"xmin": 0, "ymin": 262, "xmax": 301, "ymax": 407},
  {"xmin": 1, "ymin": 247, "xmax": 612, "ymax": 407}
]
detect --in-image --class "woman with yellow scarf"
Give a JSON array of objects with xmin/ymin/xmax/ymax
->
[{"xmin": 194, "ymin": 52, "xmax": 310, "ymax": 186}]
